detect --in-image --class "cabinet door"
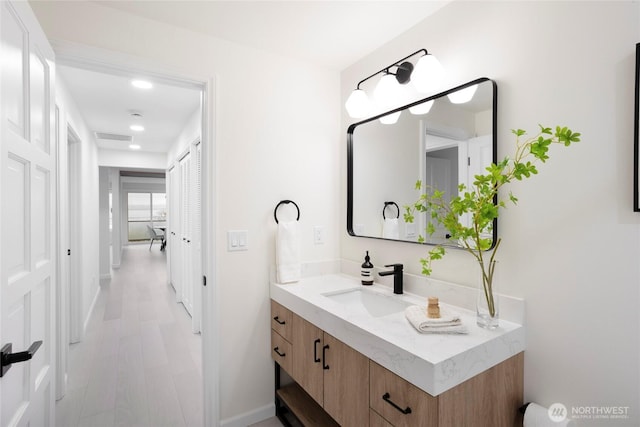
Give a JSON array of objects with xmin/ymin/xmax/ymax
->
[
  {"xmin": 370, "ymin": 361, "xmax": 438, "ymax": 427},
  {"xmin": 323, "ymin": 333, "xmax": 370, "ymax": 427},
  {"xmin": 291, "ymin": 314, "xmax": 324, "ymax": 404}
]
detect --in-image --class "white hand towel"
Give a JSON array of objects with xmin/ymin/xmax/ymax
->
[
  {"xmin": 276, "ymin": 220, "xmax": 300, "ymax": 283},
  {"xmin": 404, "ymin": 305, "xmax": 468, "ymax": 334},
  {"xmin": 382, "ymin": 218, "xmax": 399, "ymax": 239}
]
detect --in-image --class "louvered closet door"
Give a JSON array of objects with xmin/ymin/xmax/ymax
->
[
  {"xmin": 0, "ymin": 1, "xmax": 56, "ymax": 425},
  {"xmin": 180, "ymin": 152, "xmax": 193, "ymax": 315},
  {"xmin": 168, "ymin": 165, "xmax": 179, "ymax": 295}
]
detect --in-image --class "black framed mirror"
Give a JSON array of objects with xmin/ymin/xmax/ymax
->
[
  {"xmin": 347, "ymin": 77, "xmax": 497, "ymax": 248},
  {"xmin": 634, "ymin": 42, "xmax": 639, "ymax": 212}
]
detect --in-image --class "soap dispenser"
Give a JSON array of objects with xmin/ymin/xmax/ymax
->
[{"xmin": 361, "ymin": 251, "xmax": 374, "ymax": 285}]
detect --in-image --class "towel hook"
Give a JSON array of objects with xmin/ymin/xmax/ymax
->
[
  {"xmin": 382, "ymin": 201, "xmax": 400, "ymax": 220},
  {"xmin": 274, "ymin": 200, "xmax": 300, "ymax": 224}
]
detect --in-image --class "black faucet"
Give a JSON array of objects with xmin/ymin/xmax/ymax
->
[{"xmin": 379, "ymin": 264, "xmax": 403, "ymax": 294}]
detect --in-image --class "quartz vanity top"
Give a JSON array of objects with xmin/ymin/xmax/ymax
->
[{"xmin": 270, "ymin": 273, "xmax": 525, "ymax": 396}]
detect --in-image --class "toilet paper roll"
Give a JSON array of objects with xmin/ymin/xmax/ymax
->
[{"xmin": 524, "ymin": 402, "xmax": 571, "ymax": 427}]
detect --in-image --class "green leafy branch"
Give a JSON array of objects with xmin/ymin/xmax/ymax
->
[{"xmin": 404, "ymin": 125, "xmax": 580, "ymax": 316}]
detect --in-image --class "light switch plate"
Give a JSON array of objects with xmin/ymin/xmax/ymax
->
[{"xmin": 227, "ymin": 230, "xmax": 248, "ymax": 251}]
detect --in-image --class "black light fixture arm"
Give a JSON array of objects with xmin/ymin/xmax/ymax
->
[{"xmin": 355, "ymin": 48, "xmax": 429, "ymax": 89}]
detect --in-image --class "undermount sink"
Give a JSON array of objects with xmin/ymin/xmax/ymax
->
[{"xmin": 322, "ymin": 288, "xmax": 412, "ymax": 318}]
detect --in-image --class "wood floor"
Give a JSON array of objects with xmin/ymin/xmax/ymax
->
[{"xmin": 55, "ymin": 244, "xmax": 203, "ymax": 427}]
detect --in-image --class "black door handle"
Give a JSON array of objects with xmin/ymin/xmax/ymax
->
[
  {"xmin": 1, "ymin": 341, "xmax": 42, "ymax": 377},
  {"xmin": 382, "ymin": 393, "xmax": 412, "ymax": 415},
  {"xmin": 313, "ymin": 339, "xmax": 321, "ymax": 363},
  {"xmin": 322, "ymin": 344, "xmax": 330, "ymax": 370},
  {"xmin": 273, "ymin": 347, "xmax": 286, "ymax": 357}
]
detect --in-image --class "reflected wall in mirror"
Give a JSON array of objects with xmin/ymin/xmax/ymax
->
[{"xmin": 347, "ymin": 78, "xmax": 497, "ymax": 248}]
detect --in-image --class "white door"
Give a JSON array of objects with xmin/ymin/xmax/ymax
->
[
  {"xmin": 190, "ymin": 142, "xmax": 202, "ymax": 333},
  {"xmin": 0, "ymin": 1, "xmax": 56, "ymax": 425}
]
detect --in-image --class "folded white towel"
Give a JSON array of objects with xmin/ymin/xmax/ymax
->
[
  {"xmin": 382, "ymin": 218, "xmax": 399, "ymax": 239},
  {"xmin": 276, "ymin": 220, "xmax": 300, "ymax": 283},
  {"xmin": 404, "ymin": 305, "xmax": 468, "ymax": 334}
]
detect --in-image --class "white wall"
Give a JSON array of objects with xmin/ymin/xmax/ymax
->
[
  {"xmin": 56, "ymin": 76, "xmax": 100, "ymax": 332},
  {"xmin": 98, "ymin": 148, "xmax": 167, "ymax": 169},
  {"xmin": 31, "ymin": 1, "xmax": 341, "ymax": 422},
  {"xmin": 167, "ymin": 107, "xmax": 201, "ymax": 168},
  {"xmin": 98, "ymin": 166, "xmax": 110, "ymax": 279},
  {"xmin": 342, "ymin": 1, "xmax": 639, "ymax": 422}
]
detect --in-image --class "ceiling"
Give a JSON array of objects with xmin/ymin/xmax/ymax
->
[
  {"xmin": 58, "ymin": 64, "xmax": 201, "ymax": 153},
  {"xmin": 95, "ymin": 1, "xmax": 450, "ymax": 71},
  {"xmin": 56, "ymin": 1, "xmax": 449, "ymax": 156}
]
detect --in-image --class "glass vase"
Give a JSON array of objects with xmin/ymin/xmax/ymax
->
[{"xmin": 476, "ymin": 260, "xmax": 499, "ymax": 329}]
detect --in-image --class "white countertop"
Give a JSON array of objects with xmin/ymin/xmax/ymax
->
[{"xmin": 270, "ymin": 272, "xmax": 525, "ymax": 396}]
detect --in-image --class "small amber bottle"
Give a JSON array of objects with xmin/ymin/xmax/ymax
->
[{"xmin": 427, "ymin": 297, "xmax": 440, "ymax": 318}]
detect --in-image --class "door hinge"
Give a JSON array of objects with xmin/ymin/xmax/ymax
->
[
  {"xmin": 67, "ymin": 249, "xmax": 71, "ymax": 256},
  {"xmin": 468, "ymin": 157, "xmax": 471, "ymax": 166},
  {"xmin": 203, "ymin": 275, "xmax": 207, "ymax": 287}
]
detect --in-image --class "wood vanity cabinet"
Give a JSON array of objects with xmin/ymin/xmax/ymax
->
[
  {"xmin": 370, "ymin": 355, "xmax": 524, "ymax": 427},
  {"xmin": 291, "ymin": 313, "xmax": 369, "ymax": 427},
  {"xmin": 270, "ymin": 299, "xmax": 523, "ymax": 427}
]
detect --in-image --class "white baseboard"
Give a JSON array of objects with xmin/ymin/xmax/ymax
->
[{"xmin": 220, "ymin": 403, "xmax": 275, "ymax": 427}]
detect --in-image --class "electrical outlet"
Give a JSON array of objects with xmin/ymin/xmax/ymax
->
[{"xmin": 313, "ymin": 226, "xmax": 325, "ymax": 245}]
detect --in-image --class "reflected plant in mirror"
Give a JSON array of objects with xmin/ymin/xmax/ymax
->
[{"xmin": 404, "ymin": 125, "xmax": 581, "ymax": 328}]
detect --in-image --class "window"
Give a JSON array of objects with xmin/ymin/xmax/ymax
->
[{"xmin": 127, "ymin": 192, "xmax": 167, "ymax": 242}]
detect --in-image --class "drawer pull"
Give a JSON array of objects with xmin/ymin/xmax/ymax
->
[
  {"xmin": 382, "ymin": 393, "xmax": 412, "ymax": 415},
  {"xmin": 273, "ymin": 347, "xmax": 286, "ymax": 357},
  {"xmin": 273, "ymin": 316, "xmax": 286, "ymax": 325},
  {"xmin": 313, "ymin": 339, "xmax": 321, "ymax": 363},
  {"xmin": 322, "ymin": 344, "xmax": 330, "ymax": 370}
]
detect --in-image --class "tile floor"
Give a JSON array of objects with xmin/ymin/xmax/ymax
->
[{"xmin": 55, "ymin": 244, "xmax": 203, "ymax": 427}]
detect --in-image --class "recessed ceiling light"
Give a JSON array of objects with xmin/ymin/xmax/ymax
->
[
  {"xmin": 130, "ymin": 125, "xmax": 145, "ymax": 132},
  {"xmin": 131, "ymin": 80, "xmax": 153, "ymax": 89},
  {"xmin": 129, "ymin": 144, "xmax": 141, "ymax": 150}
]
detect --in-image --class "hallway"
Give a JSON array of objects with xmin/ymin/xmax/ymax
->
[{"xmin": 56, "ymin": 245, "xmax": 203, "ymax": 427}]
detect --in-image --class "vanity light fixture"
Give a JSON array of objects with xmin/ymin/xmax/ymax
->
[
  {"xmin": 409, "ymin": 99, "xmax": 434, "ymax": 115},
  {"xmin": 447, "ymin": 84, "xmax": 478, "ymax": 104},
  {"xmin": 345, "ymin": 48, "xmax": 444, "ymax": 119}
]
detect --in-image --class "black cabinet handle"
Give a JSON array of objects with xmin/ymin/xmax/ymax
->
[
  {"xmin": 313, "ymin": 339, "xmax": 321, "ymax": 363},
  {"xmin": 322, "ymin": 344, "xmax": 330, "ymax": 370},
  {"xmin": 273, "ymin": 316, "xmax": 285, "ymax": 325},
  {"xmin": 273, "ymin": 347, "xmax": 286, "ymax": 357},
  {"xmin": 1, "ymin": 341, "xmax": 42, "ymax": 377},
  {"xmin": 382, "ymin": 393, "xmax": 412, "ymax": 415}
]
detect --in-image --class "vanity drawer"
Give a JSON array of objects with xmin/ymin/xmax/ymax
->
[
  {"xmin": 271, "ymin": 300, "xmax": 292, "ymax": 342},
  {"xmin": 370, "ymin": 409, "xmax": 393, "ymax": 427},
  {"xmin": 370, "ymin": 361, "xmax": 438, "ymax": 427},
  {"xmin": 271, "ymin": 330, "xmax": 293, "ymax": 374}
]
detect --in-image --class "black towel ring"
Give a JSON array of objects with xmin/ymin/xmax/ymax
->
[
  {"xmin": 274, "ymin": 200, "xmax": 300, "ymax": 224},
  {"xmin": 382, "ymin": 201, "xmax": 400, "ymax": 220}
]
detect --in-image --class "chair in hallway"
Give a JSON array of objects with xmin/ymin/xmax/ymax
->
[{"xmin": 147, "ymin": 225, "xmax": 165, "ymax": 250}]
